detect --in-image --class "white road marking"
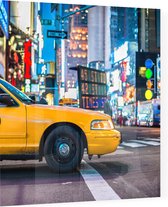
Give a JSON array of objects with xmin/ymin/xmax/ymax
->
[
  {"xmin": 117, "ymin": 146, "xmax": 124, "ymax": 149},
  {"xmin": 80, "ymin": 160, "xmax": 121, "ymax": 200},
  {"xmin": 120, "ymin": 138, "xmax": 160, "ymax": 148},
  {"xmin": 109, "ymin": 149, "xmax": 133, "ymax": 155},
  {"xmin": 62, "ymin": 182, "xmax": 72, "ymax": 185},
  {"xmin": 144, "ymin": 138, "xmax": 160, "ymax": 142},
  {"xmin": 137, "ymin": 137, "xmax": 160, "ymax": 141},
  {"xmin": 133, "ymin": 140, "xmax": 160, "ymax": 146},
  {"xmin": 120, "ymin": 142, "xmax": 146, "ymax": 148}
]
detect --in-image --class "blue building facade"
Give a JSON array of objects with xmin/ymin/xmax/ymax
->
[
  {"xmin": 40, "ymin": 3, "xmax": 56, "ymax": 63},
  {"xmin": 0, "ymin": 0, "xmax": 9, "ymax": 78}
]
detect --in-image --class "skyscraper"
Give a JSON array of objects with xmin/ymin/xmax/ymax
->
[{"xmin": 62, "ymin": 5, "xmax": 88, "ymax": 96}]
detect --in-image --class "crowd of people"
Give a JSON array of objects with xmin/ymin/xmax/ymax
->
[{"xmin": 104, "ymin": 93, "xmax": 124, "ymax": 127}]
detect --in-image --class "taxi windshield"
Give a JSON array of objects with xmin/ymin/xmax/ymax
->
[{"xmin": 0, "ymin": 79, "xmax": 34, "ymax": 104}]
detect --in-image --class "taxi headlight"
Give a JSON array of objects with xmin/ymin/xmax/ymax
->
[{"xmin": 91, "ymin": 120, "xmax": 114, "ymax": 130}]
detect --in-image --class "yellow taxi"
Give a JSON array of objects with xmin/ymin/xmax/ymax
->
[{"xmin": 0, "ymin": 78, "xmax": 121, "ymax": 173}]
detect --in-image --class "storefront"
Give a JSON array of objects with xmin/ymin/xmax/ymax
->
[
  {"xmin": 7, "ymin": 23, "xmax": 27, "ymax": 90},
  {"xmin": 7, "ymin": 1, "xmax": 40, "ymax": 92},
  {"xmin": 122, "ymin": 103, "xmax": 136, "ymax": 125}
]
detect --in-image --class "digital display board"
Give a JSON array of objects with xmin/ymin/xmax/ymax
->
[{"xmin": 70, "ymin": 66, "xmax": 107, "ymax": 110}]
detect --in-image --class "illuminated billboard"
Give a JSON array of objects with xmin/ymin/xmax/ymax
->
[{"xmin": 0, "ymin": 0, "xmax": 9, "ymax": 38}]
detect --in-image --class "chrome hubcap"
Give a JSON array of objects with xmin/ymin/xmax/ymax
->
[{"xmin": 58, "ymin": 143, "xmax": 70, "ymax": 157}]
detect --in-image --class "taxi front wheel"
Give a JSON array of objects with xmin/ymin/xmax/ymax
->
[{"xmin": 44, "ymin": 125, "xmax": 84, "ymax": 173}]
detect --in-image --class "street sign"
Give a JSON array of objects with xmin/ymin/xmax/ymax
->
[
  {"xmin": 37, "ymin": 63, "xmax": 47, "ymax": 75},
  {"xmin": 47, "ymin": 30, "xmax": 67, "ymax": 39}
]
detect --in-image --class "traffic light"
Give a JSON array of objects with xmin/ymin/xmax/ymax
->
[
  {"xmin": 136, "ymin": 52, "xmax": 158, "ymax": 101},
  {"xmin": 145, "ymin": 68, "xmax": 153, "ymax": 79},
  {"xmin": 144, "ymin": 58, "xmax": 157, "ymax": 100},
  {"xmin": 146, "ymin": 79, "xmax": 154, "ymax": 89},
  {"xmin": 145, "ymin": 89, "xmax": 153, "ymax": 100}
]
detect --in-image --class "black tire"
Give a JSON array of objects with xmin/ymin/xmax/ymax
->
[{"xmin": 44, "ymin": 125, "xmax": 84, "ymax": 173}]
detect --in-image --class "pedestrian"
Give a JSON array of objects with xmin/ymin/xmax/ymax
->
[
  {"xmin": 0, "ymin": 46, "xmax": 5, "ymax": 79},
  {"xmin": 118, "ymin": 113, "xmax": 123, "ymax": 127},
  {"xmin": 104, "ymin": 94, "xmax": 112, "ymax": 117},
  {"xmin": 39, "ymin": 94, "xmax": 48, "ymax": 105},
  {"xmin": 39, "ymin": 97, "xmax": 48, "ymax": 104}
]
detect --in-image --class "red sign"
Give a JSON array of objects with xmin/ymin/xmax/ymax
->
[
  {"xmin": 120, "ymin": 61, "xmax": 127, "ymax": 69},
  {"xmin": 121, "ymin": 70, "xmax": 127, "ymax": 82},
  {"xmin": 24, "ymin": 40, "xmax": 32, "ymax": 79}
]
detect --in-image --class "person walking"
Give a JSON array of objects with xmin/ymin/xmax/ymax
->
[
  {"xmin": 104, "ymin": 94, "xmax": 112, "ymax": 117},
  {"xmin": 118, "ymin": 113, "xmax": 123, "ymax": 127}
]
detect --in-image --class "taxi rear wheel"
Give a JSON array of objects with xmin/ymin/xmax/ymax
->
[{"xmin": 44, "ymin": 125, "xmax": 84, "ymax": 173}]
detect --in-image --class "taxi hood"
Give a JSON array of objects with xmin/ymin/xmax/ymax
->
[{"xmin": 27, "ymin": 104, "xmax": 110, "ymax": 119}]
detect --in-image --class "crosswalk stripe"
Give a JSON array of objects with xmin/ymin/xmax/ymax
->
[
  {"xmin": 132, "ymin": 140, "xmax": 160, "ymax": 146},
  {"xmin": 117, "ymin": 146, "xmax": 124, "ymax": 149},
  {"xmin": 145, "ymin": 138, "xmax": 160, "ymax": 142},
  {"xmin": 80, "ymin": 160, "xmax": 121, "ymax": 200},
  {"xmin": 110, "ymin": 149, "xmax": 133, "ymax": 155},
  {"xmin": 120, "ymin": 142, "xmax": 146, "ymax": 148},
  {"xmin": 137, "ymin": 137, "xmax": 160, "ymax": 141},
  {"xmin": 120, "ymin": 139, "xmax": 160, "ymax": 148}
]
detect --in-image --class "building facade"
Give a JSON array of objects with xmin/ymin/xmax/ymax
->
[
  {"xmin": 0, "ymin": 0, "xmax": 9, "ymax": 79},
  {"xmin": 6, "ymin": 1, "xmax": 40, "ymax": 94}
]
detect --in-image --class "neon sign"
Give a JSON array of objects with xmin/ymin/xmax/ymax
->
[
  {"xmin": 0, "ymin": 0, "xmax": 9, "ymax": 38},
  {"xmin": 25, "ymin": 79, "xmax": 31, "ymax": 93},
  {"xmin": 24, "ymin": 40, "xmax": 32, "ymax": 79}
]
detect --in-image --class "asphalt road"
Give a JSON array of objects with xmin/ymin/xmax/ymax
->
[
  {"xmin": 116, "ymin": 125, "xmax": 160, "ymax": 141},
  {"xmin": 0, "ymin": 126, "xmax": 160, "ymax": 206}
]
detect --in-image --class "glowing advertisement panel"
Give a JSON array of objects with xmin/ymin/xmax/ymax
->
[{"xmin": 0, "ymin": 0, "xmax": 9, "ymax": 38}]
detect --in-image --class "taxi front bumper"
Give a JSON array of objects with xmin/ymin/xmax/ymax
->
[{"xmin": 86, "ymin": 129, "xmax": 122, "ymax": 155}]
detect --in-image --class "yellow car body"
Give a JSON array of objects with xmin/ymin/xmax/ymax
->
[{"xmin": 0, "ymin": 79, "xmax": 121, "ymax": 173}]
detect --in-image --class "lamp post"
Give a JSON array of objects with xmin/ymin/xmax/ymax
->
[{"xmin": 54, "ymin": 39, "xmax": 59, "ymax": 105}]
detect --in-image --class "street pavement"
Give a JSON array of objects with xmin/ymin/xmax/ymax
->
[{"xmin": 0, "ymin": 126, "xmax": 160, "ymax": 206}]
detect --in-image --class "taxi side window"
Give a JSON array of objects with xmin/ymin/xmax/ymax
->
[
  {"xmin": 0, "ymin": 88, "xmax": 6, "ymax": 106},
  {"xmin": 0, "ymin": 87, "xmax": 18, "ymax": 107}
]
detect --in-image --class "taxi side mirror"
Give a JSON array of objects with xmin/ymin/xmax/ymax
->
[{"xmin": 0, "ymin": 95, "xmax": 16, "ymax": 107}]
